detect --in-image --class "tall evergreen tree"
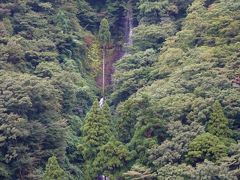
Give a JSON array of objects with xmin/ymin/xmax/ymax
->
[
  {"xmin": 98, "ymin": 18, "xmax": 111, "ymax": 97},
  {"xmin": 98, "ymin": 18, "xmax": 111, "ymax": 47},
  {"xmin": 79, "ymin": 100, "xmax": 113, "ymax": 179},
  {"xmin": 206, "ymin": 101, "xmax": 231, "ymax": 138},
  {"xmin": 80, "ymin": 100, "xmax": 112, "ymax": 159},
  {"xmin": 43, "ymin": 156, "xmax": 66, "ymax": 180},
  {"xmin": 56, "ymin": 10, "xmax": 70, "ymax": 33}
]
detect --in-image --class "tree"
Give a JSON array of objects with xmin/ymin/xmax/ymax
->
[
  {"xmin": 148, "ymin": 121, "xmax": 204, "ymax": 167},
  {"xmin": 93, "ymin": 137, "xmax": 131, "ymax": 178},
  {"xmin": 157, "ymin": 163, "xmax": 195, "ymax": 180},
  {"xmin": 98, "ymin": 18, "xmax": 111, "ymax": 96},
  {"xmin": 43, "ymin": 156, "xmax": 66, "ymax": 180},
  {"xmin": 56, "ymin": 10, "xmax": 70, "ymax": 33},
  {"xmin": 0, "ymin": 72, "xmax": 67, "ymax": 179},
  {"xmin": 206, "ymin": 101, "xmax": 231, "ymax": 138},
  {"xmin": 187, "ymin": 133, "xmax": 228, "ymax": 164},
  {"xmin": 123, "ymin": 164, "xmax": 157, "ymax": 180},
  {"xmin": 78, "ymin": 101, "xmax": 113, "ymax": 179},
  {"xmin": 98, "ymin": 18, "xmax": 111, "ymax": 47},
  {"xmin": 87, "ymin": 40, "xmax": 101, "ymax": 77},
  {"xmin": 79, "ymin": 101, "xmax": 112, "ymax": 159}
]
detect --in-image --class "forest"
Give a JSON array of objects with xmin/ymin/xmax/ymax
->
[{"xmin": 0, "ymin": 0, "xmax": 239, "ymax": 179}]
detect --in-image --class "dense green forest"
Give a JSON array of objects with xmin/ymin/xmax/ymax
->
[{"xmin": 0, "ymin": 0, "xmax": 239, "ymax": 179}]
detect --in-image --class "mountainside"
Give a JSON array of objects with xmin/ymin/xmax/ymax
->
[{"xmin": 0, "ymin": 0, "xmax": 239, "ymax": 179}]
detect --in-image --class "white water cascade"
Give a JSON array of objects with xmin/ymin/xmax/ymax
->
[{"xmin": 127, "ymin": 1, "xmax": 133, "ymax": 46}]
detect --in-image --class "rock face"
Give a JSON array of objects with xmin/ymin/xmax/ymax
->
[{"xmin": 96, "ymin": 3, "xmax": 133, "ymax": 89}]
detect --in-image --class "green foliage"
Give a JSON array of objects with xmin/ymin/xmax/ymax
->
[
  {"xmin": 56, "ymin": 10, "xmax": 70, "ymax": 33},
  {"xmin": 206, "ymin": 101, "xmax": 231, "ymax": 138},
  {"xmin": 76, "ymin": 0, "xmax": 98, "ymax": 32},
  {"xmin": 80, "ymin": 101, "xmax": 112, "ymax": 159},
  {"xmin": 98, "ymin": 18, "xmax": 111, "ymax": 46},
  {"xmin": 157, "ymin": 163, "xmax": 196, "ymax": 180},
  {"xmin": 111, "ymin": 49, "xmax": 157, "ymax": 105},
  {"xmin": 148, "ymin": 121, "xmax": 204, "ymax": 167},
  {"xmin": 187, "ymin": 133, "xmax": 228, "ymax": 163},
  {"xmin": 43, "ymin": 156, "xmax": 67, "ymax": 180},
  {"xmin": 78, "ymin": 101, "xmax": 114, "ymax": 179},
  {"xmin": 0, "ymin": 1, "xmax": 97, "ymax": 179},
  {"xmin": 0, "ymin": 0, "xmax": 240, "ymax": 179},
  {"xmin": 123, "ymin": 164, "xmax": 157, "ymax": 180},
  {"xmin": 93, "ymin": 137, "xmax": 131, "ymax": 177},
  {"xmin": 133, "ymin": 21, "xmax": 176, "ymax": 50},
  {"xmin": 156, "ymin": 159, "xmax": 239, "ymax": 180},
  {"xmin": 0, "ymin": 71, "xmax": 67, "ymax": 179},
  {"xmin": 87, "ymin": 40, "xmax": 101, "ymax": 77},
  {"xmin": 112, "ymin": 1, "xmax": 240, "ymax": 176}
]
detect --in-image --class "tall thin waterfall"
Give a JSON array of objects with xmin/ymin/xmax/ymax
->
[{"xmin": 127, "ymin": 1, "xmax": 133, "ymax": 46}]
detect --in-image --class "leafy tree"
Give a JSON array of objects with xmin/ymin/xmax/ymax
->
[
  {"xmin": 206, "ymin": 101, "xmax": 231, "ymax": 138},
  {"xmin": 148, "ymin": 121, "xmax": 204, "ymax": 167},
  {"xmin": 133, "ymin": 21, "xmax": 176, "ymax": 51},
  {"xmin": 93, "ymin": 137, "xmax": 131, "ymax": 178},
  {"xmin": 0, "ymin": 71, "xmax": 67, "ymax": 179},
  {"xmin": 87, "ymin": 40, "xmax": 101, "ymax": 77},
  {"xmin": 194, "ymin": 160, "xmax": 238, "ymax": 180},
  {"xmin": 111, "ymin": 49, "xmax": 157, "ymax": 105},
  {"xmin": 56, "ymin": 10, "xmax": 70, "ymax": 33},
  {"xmin": 43, "ymin": 156, "xmax": 66, "ymax": 180},
  {"xmin": 123, "ymin": 164, "xmax": 157, "ymax": 180},
  {"xmin": 157, "ymin": 163, "xmax": 196, "ymax": 180},
  {"xmin": 187, "ymin": 133, "xmax": 228, "ymax": 164}
]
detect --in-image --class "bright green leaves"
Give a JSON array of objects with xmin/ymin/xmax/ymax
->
[
  {"xmin": 148, "ymin": 121, "xmax": 204, "ymax": 167},
  {"xmin": 93, "ymin": 137, "xmax": 131, "ymax": 177},
  {"xmin": 56, "ymin": 10, "xmax": 70, "ymax": 34},
  {"xmin": 43, "ymin": 156, "xmax": 67, "ymax": 180},
  {"xmin": 123, "ymin": 164, "xmax": 157, "ymax": 179},
  {"xmin": 79, "ymin": 101, "xmax": 131, "ymax": 178},
  {"xmin": 98, "ymin": 18, "xmax": 111, "ymax": 47},
  {"xmin": 79, "ymin": 101, "xmax": 112, "ymax": 178},
  {"xmin": 87, "ymin": 40, "xmax": 101, "ymax": 77},
  {"xmin": 187, "ymin": 101, "xmax": 233, "ymax": 164},
  {"xmin": 0, "ymin": 71, "xmax": 67, "ymax": 179},
  {"xmin": 206, "ymin": 101, "xmax": 231, "ymax": 138},
  {"xmin": 133, "ymin": 21, "xmax": 176, "ymax": 51},
  {"xmin": 80, "ymin": 101, "xmax": 112, "ymax": 159},
  {"xmin": 187, "ymin": 133, "xmax": 228, "ymax": 164}
]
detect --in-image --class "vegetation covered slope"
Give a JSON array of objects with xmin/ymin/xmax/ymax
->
[
  {"xmin": 112, "ymin": 0, "xmax": 240, "ymax": 179},
  {"xmin": 0, "ymin": 0, "xmax": 98, "ymax": 179},
  {"xmin": 0, "ymin": 0, "xmax": 239, "ymax": 179}
]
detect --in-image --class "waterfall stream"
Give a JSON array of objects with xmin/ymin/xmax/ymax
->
[
  {"xmin": 96, "ymin": 0, "xmax": 134, "ymax": 95},
  {"xmin": 127, "ymin": 1, "xmax": 133, "ymax": 46}
]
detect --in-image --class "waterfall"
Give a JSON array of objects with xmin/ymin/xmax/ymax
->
[{"xmin": 127, "ymin": 1, "xmax": 133, "ymax": 46}]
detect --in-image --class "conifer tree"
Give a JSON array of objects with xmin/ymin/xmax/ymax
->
[
  {"xmin": 56, "ymin": 10, "xmax": 69, "ymax": 33},
  {"xmin": 98, "ymin": 18, "xmax": 111, "ymax": 47},
  {"xmin": 206, "ymin": 101, "xmax": 230, "ymax": 138},
  {"xmin": 98, "ymin": 18, "xmax": 111, "ymax": 96},
  {"xmin": 43, "ymin": 156, "xmax": 66, "ymax": 180},
  {"xmin": 80, "ymin": 100, "xmax": 112, "ymax": 159},
  {"xmin": 93, "ymin": 137, "xmax": 131, "ymax": 177},
  {"xmin": 79, "ymin": 100, "xmax": 113, "ymax": 179}
]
